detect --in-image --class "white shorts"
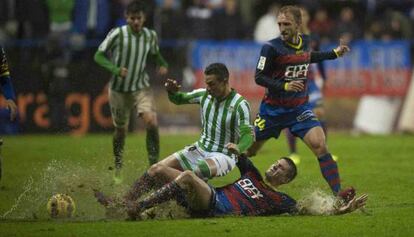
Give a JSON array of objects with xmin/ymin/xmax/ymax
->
[
  {"xmin": 109, "ymin": 88, "xmax": 156, "ymax": 128},
  {"xmin": 173, "ymin": 143, "xmax": 236, "ymax": 177}
]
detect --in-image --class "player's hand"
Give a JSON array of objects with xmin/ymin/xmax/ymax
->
[
  {"xmin": 334, "ymin": 39, "xmax": 350, "ymax": 57},
  {"xmin": 6, "ymin": 99, "xmax": 17, "ymax": 121},
  {"xmin": 119, "ymin": 67, "xmax": 128, "ymax": 78},
  {"xmin": 285, "ymin": 81, "xmax": 305, "ymax": 92},
  {"xmin": 226, "ymin": 143, "xmax": 240, "ymax": 156},
  {"xmin": 165, "ymin": 78, "xmax": 181, "ymax": 93},
  {"xmin": 336, "ymin": 194, "xmax": 368, "ymax": 215},
  {"xmin": 158, "ymin": 66, "xmax": 168, "ymax": 76}
]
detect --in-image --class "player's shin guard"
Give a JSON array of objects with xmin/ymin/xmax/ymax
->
[
  {"xmin": 113, "ymin": 136, "xmax": 125, "ymax": 169},
  {"xmin": 146, "ymin": 127, "xmax": 159, "ymax": 165},
  {"xmin": 124, "ymin": 171, "xmax": 159, "ymax": 201},
  {"xmin": 138, "ymin": 181, "xmax": 182, "ymax": 211},
  {"xmin": 318, "ymin": 153, "xmax": 341, "ymax": 194}
]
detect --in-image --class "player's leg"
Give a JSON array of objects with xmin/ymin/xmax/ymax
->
[
  {"xmin": 137, "ymin": 88, "xmax": 159, "ymax": 165},
  {"xmin": 284, "ymin": 129, "xmax": 301, "ymax": 164},
  {"xmin": 302, "ymin": 126, "xmax": 341, "ymax": 194},
  {"xmin": 109, "ymin": 89, "xmax": 134, "ymax": 179},
  {"xmin": 246, "ymin": 140, "xmax": 267, "ymax": 157},
  {"xmin": 141, "ymin": 111, "xmax": 159, "ymax": 165},
  {"xmin": 124, "ymin": 155, "xmax": 183, "ymax": 202},
  {"xmin": 130, "ymin": 170, "xmax": 212, "ymax": 218}
]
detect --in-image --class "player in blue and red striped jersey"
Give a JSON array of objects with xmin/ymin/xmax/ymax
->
[
  {"xmin": 284, "ymin": 7, "xmax": 332, "ymax": 164},
  {"xmin": 0, "ymin": 45, "xmax": 18, "ymax": 181},
  {"xmin": 245, "ymin": 5, "xmax": 350, "ymax": 197},
  {"xmin": 114, "ymin": 155, "xmax": 366, "ymax": 219}
]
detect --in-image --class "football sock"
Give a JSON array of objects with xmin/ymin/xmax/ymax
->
[
  {"xmin": 113, "ymin": 135, "xmax": 125, "ymax": 169},
  {"xmin": 138, "ymin": 181, "xmax": 182, "ymax": 211},
  {"xmin": 124, "ymin": 171, "xmax": 159, "ymax": 201},
  {"xmin": 318, "ymin": 153, "xmax": 341, "ymax": 194},
  {"xmin": 285, "ymin": 129, "xmax": 297, "ymax": 154},
  {"xmin": 146, "ymin": 127, "xmax": 159, "ymax": 165}
]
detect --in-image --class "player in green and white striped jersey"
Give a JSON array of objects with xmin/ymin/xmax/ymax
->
[
  {"xmin": 94, "ymin": 1, "xmax": 168, "ymax": 183},
  {"xmin": 118, "ymin": 63, "xmax": 254, "ymax": 204}
]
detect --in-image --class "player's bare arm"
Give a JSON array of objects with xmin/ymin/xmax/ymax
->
[
  {"xmin": 6, "ymin": 99, "xmax": 17, "ymax": 121},
  {"xmin": 225, "ymin": 143, "xmax": 240, "ymax": 155},
  {"xmin": 164, "ymin": 78, "xmax": 181, "ymax": 93}
]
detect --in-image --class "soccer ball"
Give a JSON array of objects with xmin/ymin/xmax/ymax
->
[{"xmin": 47, "ymin": 194, "xmax": 76, "ymax": 218}]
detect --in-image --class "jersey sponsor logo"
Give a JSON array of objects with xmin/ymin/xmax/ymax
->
[
  {"xmin": 285, "ymin": 63, "xmax": 309, "ymax": 80},
  {"xmin": 257, "ymin": 56, "xmax": 266, "ymax": 70},
  {"xmin": 237, "ymin": 178, "xmax": 263, "ymax": 199}
]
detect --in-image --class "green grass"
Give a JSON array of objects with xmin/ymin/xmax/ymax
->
[{"xmin": 0, "ymin": 133, "xmax": 413, "ymax": 236}]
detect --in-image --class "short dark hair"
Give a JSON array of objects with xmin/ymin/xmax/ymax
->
[
  {"xmin": 204, "ymin": 63, "xmax": 229, "ymax": 82},
  {"xmin": 281, "ymin": 157, "xmax": 298, "ymax": 182},
  {"xmin": 126, "ymin": 0, "xmax": 147, "ymax": 15},
  {"xmin": 279, "ymin": 5, "xmax": 302, "ymax": 25}
]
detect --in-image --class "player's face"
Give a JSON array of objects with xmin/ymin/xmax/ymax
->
[
  {"xmin": 265, "ymin": 159, "xmax": 291, "ymax": 187},
  {"xmin": 126, "ymin": 12, "xmax": 146, "ymax": 33},
  {"xmin": 205, "ymin": 74, "xmax": 227, "ymax": 99},
  {"xmin": 277, "ymin": 12, "xmax": 299, "ymax": 42}
]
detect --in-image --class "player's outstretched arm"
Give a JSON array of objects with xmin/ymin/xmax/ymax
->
[{"xmin": 334, "ymin": 194, "xmax": 368, "ymax": 215}]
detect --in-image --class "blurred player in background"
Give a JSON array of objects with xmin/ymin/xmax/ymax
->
[
  {"xmin": 95, "ymin": 63, "xmax": 254, "ymax": 209},
  {"xmin": 284, "ymin": 7, "xmax": 332, "ymax": 164},
  {"xmin": 94, "ymin": 0, "xmax": 168, "ymax": 182},
  {"xmin": 246, "ymin": 5, "xmax": 351, "ymax": 196},
  {"xmin": 0, "ymin": 45, "xmax": 18, "ymax": 181}
]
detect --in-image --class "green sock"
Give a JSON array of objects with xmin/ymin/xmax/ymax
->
[{"xmin": 146, "ymin": 127, "xmax": 159, "ymax": 165}]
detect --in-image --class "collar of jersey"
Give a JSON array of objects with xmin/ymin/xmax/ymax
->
[
  {"xmin": 215, "ymin": 88, "xmax": 236, "ymax": 103},
  {"xmin": 285, "ymin": 34, "xmax": 303, "ymax": 50},
  {"xmin": 127, "ymin": 25, "xmax": 144, "ymax": 36}
]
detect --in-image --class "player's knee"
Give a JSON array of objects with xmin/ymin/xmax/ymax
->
[
  {"xmin": 148, "ymin": 163, "xmax": 164, "ymax": 176},
  {"xmin": 310, "ymin": 139, "xmax": 327, "ymax": 154},
  {"xmin": 177, "ymin": 170, "xmax": 196, "ymax": 185}
]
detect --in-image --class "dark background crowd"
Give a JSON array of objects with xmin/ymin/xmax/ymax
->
[{"xmin": 0, "ymin": 0, "xmax": 413, "ymax": 133}]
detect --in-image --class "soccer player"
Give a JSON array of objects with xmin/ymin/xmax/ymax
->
[
  {"xmin": 95, "ymin": 62, "xmax": 254, "ymax": 206},
  {"xmin": 94, "ymin": 1, "xmax": 168, "ymax": 180},
  {"xmin": 246, "ymin": 5, "xmax": 350, "ymax": 196},
  {"xmin": 0, "ymin": 45, "xmax": 17, "ymax": 181},
  {"xmin": 97, "ymin": 155, "xmax": 366, "ymax": 219},
  {"xmin": 284, "ymin": 7, "xmax": 330, "ymax": 163}
]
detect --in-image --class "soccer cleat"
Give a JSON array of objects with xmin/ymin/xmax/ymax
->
[
  {"xmin": 332, "ymin": 154, "xmax": 339, "ymax": 161},
  {"xmin": 93, "ymin": 189, "xmax": 113, "ymax": 207},
  {"xmin": 338, "ymin": 186, "xmax": 356, "ymax": 204},
  {"xmin": 288, "ymin": 153, "xmax": 301, "ymax": 165}
]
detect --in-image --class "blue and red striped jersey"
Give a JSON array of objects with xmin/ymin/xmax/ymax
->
[
  {"xmin": 255, "ymin": 34, "xmax": 313, "ymax": 114},
  {"xmin": 215, "ymin": 157, "xmax": 297, "ymax": 216}
]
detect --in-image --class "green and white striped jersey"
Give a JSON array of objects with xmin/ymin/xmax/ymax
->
[
  {"xmin": 169, "ymin": 88, "xmax": 252, "ymax": 156},
  {"xmin": 98, "ymin": 26, "xmax": 162, "ymax": 92}
]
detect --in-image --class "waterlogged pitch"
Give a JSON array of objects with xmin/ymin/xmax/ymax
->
[{"xmin": 0, "ymin": 133, "xmax": 413, "ymax": 236}]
